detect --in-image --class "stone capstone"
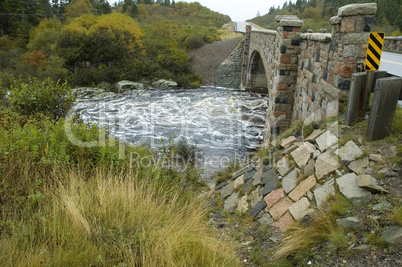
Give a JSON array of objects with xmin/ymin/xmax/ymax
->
[
  {"xmin": 224, "ymin": 193, "xmax": 239, "ymax": 213},
  {"xmin": 357, "ymin": 175, "xmax": 388, "ymax": 194},
  {"xmin": 337, "ymin": 173, "xmax": 372, "ymax": 201},
  {"xmin": 330, "ymin": 16, "xmax": 341, "ymax": 25},
  {"xmin": 289, "ymin": 175, "xmax": 317, "ymax": 201},
  {"xmin": 280, "ymin": 18, "xmax": 304, "ymax": 27},
  {"xmin": 289, "ymin": 197, "xmax": 311, "ymax": 221},
  {"xmin": 314, "ymin": 178, "xmax": 335, "ymax": 209},
  {"xmin": 315, "ymin": 151, "xmax": 340, "ymax": 180},
  {"xmin": 338, "ymin": 3, "xmax": 377, "ymax": 17}
]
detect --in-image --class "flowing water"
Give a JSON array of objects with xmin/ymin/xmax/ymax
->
[{"xmin": 72, "ymin": 86, "xmax": 268, "ymax": 173}]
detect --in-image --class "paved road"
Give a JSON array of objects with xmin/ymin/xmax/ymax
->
[
  {"xmin": 234, "ymin": 21, "xmax": 258, "ymax": 33},
  {"xmin": 379, "ymin": 51, "xmax": 402, "ymax": 77}
]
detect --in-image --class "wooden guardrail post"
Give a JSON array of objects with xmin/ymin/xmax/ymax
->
[
  {"xmin": 366, "ymin": 77, "xmax": 402, "ymax": 141},
  {"xmin": 345, "ymin": 72, "xmax": 367, "ymax": 125}
]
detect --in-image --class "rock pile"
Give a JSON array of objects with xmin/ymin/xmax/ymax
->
[{"xmin": 213, "ymin": 122, "xmax": 395, "ymax": 232}]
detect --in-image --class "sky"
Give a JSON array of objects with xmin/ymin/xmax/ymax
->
[{"xmin": 185, "ymin": 0, "xmax": 288, "ymax": 21}]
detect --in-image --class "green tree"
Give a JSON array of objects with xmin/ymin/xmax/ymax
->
[{"xmin": 64, "ymin": 0, "xmax": 94, "ymax": 20}]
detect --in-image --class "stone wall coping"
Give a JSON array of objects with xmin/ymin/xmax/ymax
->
[
  {"xmin": 251, "ymin": 29, "xmax": 277, "ymax": 35},
  {"xmin": 275, "ymin": 15, "xmax": 299, "ymax": 22},
  {"xmin": 338, "ymin": 3, "xmax": 377, "ymax": 17},
  {"xmin": 385, "ymin": 36, "xmax": 402, "ymax": 41},
  {"xmin": 330, "ymin": 16, "xmax": 341, "ymax": 25},
  {"xmin": 300, "ymin": 33, "xmax": 332, "ymax": 43},
  {"xmin": 280, "ymin": 18, "xmax": 304, "ymax": 27}
]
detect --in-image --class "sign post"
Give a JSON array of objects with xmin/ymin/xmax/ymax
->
[{"xmin": 364, "ymin": 32, "xmax": 385, "ymax": 71}]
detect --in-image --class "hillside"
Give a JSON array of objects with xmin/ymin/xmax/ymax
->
[
  {"xmin": 0, "ymin": 1, "xmax": 231, "ymax": 87},
  {"xmin": 248, "ymin": 0, "xmax": 401, "ymax": 35}
]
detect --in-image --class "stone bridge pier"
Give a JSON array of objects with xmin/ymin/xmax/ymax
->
[{"xmin": 241, "ymin": 3, "xmax": 378, "ymax": 146}]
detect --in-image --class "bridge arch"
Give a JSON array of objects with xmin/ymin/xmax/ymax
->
[{"xmin": 246, "ymin": 46, "xmax": 270, "ymax": 93}]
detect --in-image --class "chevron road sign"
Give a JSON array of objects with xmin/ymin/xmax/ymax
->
[{"xmin": 364, "ymin": 32, "xmax": 385, "ymax": 71}]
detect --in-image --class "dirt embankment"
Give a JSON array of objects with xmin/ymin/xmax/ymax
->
[{"xmin": 188, "ymin": 38, "xmax": 243, "ymax": 86}]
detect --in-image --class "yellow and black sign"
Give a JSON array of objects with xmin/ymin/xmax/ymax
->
[{"xmin": 364, "ymin": 32, "xmax": 385, "ymax": 71}]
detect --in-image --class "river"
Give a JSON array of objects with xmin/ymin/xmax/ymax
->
[{"xmin": 72, "ymin": 86, "xmax": 268, "ymax": 173}]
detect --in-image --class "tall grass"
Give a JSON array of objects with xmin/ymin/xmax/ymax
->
[{"xmin": 0, "ymin": 107, "xmax": 239, "ymax": 266}]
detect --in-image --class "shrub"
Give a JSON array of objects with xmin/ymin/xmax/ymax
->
[{"xmin": 7, "ymin": 76, "xmax": 75, "ymax": 121}]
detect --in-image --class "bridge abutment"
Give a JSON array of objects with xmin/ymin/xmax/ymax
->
[{"xmin": 241, "ymin": 3, "xmax": 378, "ymax": 146}]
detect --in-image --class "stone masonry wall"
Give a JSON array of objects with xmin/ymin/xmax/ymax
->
[
  {"xmin": 384, "ymin": 36, "xmax": 402, "ymax": 52},
  {"xmin": 241, "ymin": 3, "xmax": 378, "ymax": 145}
]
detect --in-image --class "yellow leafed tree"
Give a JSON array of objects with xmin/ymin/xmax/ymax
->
[{"xmin": 64, "ymin": 0, "xmax": 94, "ymax": 21}]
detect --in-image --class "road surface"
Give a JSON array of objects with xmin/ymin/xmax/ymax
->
[
  {"xmin": 234, "ymin": 22, "xmax": 258, "ymax": 33},
  {"xmin": 379, "ymin": 51, "xmax": 402, "ymax": 77}
]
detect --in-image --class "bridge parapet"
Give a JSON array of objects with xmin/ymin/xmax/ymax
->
[{"xmin": 241, "ymin": 3, "xmax": 379, "ymax": 145}]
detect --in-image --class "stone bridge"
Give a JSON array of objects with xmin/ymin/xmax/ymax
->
[{"xmin": 240, "ymin": 3, "xmax": 378, "ymax": 145}]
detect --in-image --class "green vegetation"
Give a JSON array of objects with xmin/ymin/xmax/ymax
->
[
  {"xmin": 271, "ymin": 194, "xmax": 352, "ymax": 266},
  {"xmin": 0, "ymin": 1, "xmax": 230, "ymax": 87},
  {"xmin": 249, "ymin": 0, "xmax": 401, "ymax": 35},
  {"xmin": 0, "ymin": 104, "xmax": 239, "ymax": 265}
]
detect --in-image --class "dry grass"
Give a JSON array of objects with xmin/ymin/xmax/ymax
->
[
  {"xmin": 0, "ymin": 165, "xmax": 239, "ymax": 266},
  {"xmin": 271, "ymin": 195, "xmax": 351, "ymax": 265}
]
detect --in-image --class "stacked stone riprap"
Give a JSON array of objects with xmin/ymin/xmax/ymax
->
[{"xmin": 213, "ymin": 121, "xmax": 393, "ymax": 232}]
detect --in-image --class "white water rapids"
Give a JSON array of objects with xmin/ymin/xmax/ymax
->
[{"xmin": 72, "ymin": 86, "xmax": 268, "ymax": 172}]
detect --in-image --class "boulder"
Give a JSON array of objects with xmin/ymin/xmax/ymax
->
[
  {"xmin": 381, "ymin": 226, "xmax": 402, "ymax": 245},
  {"xmin": 257, "ymin": 213, "xmax": 274, "ymax": 225},
  {"xmin": 268, "ymin": 197, "xmax": 293, "ymax": 220},
  {"xmin": 335, "ymin": 141, "xmax": 363, "ymax": 162},
  {"xmin": 336, "ymin": 173, "xmax": 372, "ymax": 201},
  {"xmin": 315, "ymin": 151, "xmax": 340, "ymax": 180},
  {"xmin": 315, "ymin": 130, "xmax": 338, "ymax": 152},
  {"xmin": 357, "ymin": 174, "xmax": 388, "ymax": 194},
  {"xmin": 223, "ymin": 193, "xmax": 239, "ymax": 213},
  {"xmin": 72, "ymin": 87, "xmax": 115, "ymax": 99},
  {"xmin": 264, "ymin": 188, "xmax": 285, "ymax": 209},
  {"xmin": 348, "ymin": 157, "xmax": 369, "ymax": 175},
  {"xmin": 151, "ymin": 79, "xmax": 178, "ymax": 89},
  {"xmin": 250, "ymin": 200, "xmax": 267, "ymax": 217},
  {"xmin": 220, "ymin": 182, "xmax": 234, "ymax": 199},
  {"xmin": 291, "ymin": 144, "xmax": 312, "ymax": 168},
  {"xmin": 336, "ymin": 217, "xmax": 361, "ymax": 229},
  {"xmin": 282, "ymin": 168, "xmax": 300, "ymax": 194},
  {"xmin": 116, "ymin": 80, "xmax": 144, "ymax": 93},
  {"xmin": 289, "ymin": 197, "xmax": 312, "ymax": 221},
  {"xmin": 289, "ymin": 175, "xmax": 317, "ymax": 201},
  {"xmin": 314, "ymin": 178, "xmax": 335, "ymax": 209},
  {"xmin": 281, "ymin": 136, "xmax": 297, "ymax": 149},
  {"xmin": 237, "ymin": 194, "xmax": 249, "ymax": 213}
]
